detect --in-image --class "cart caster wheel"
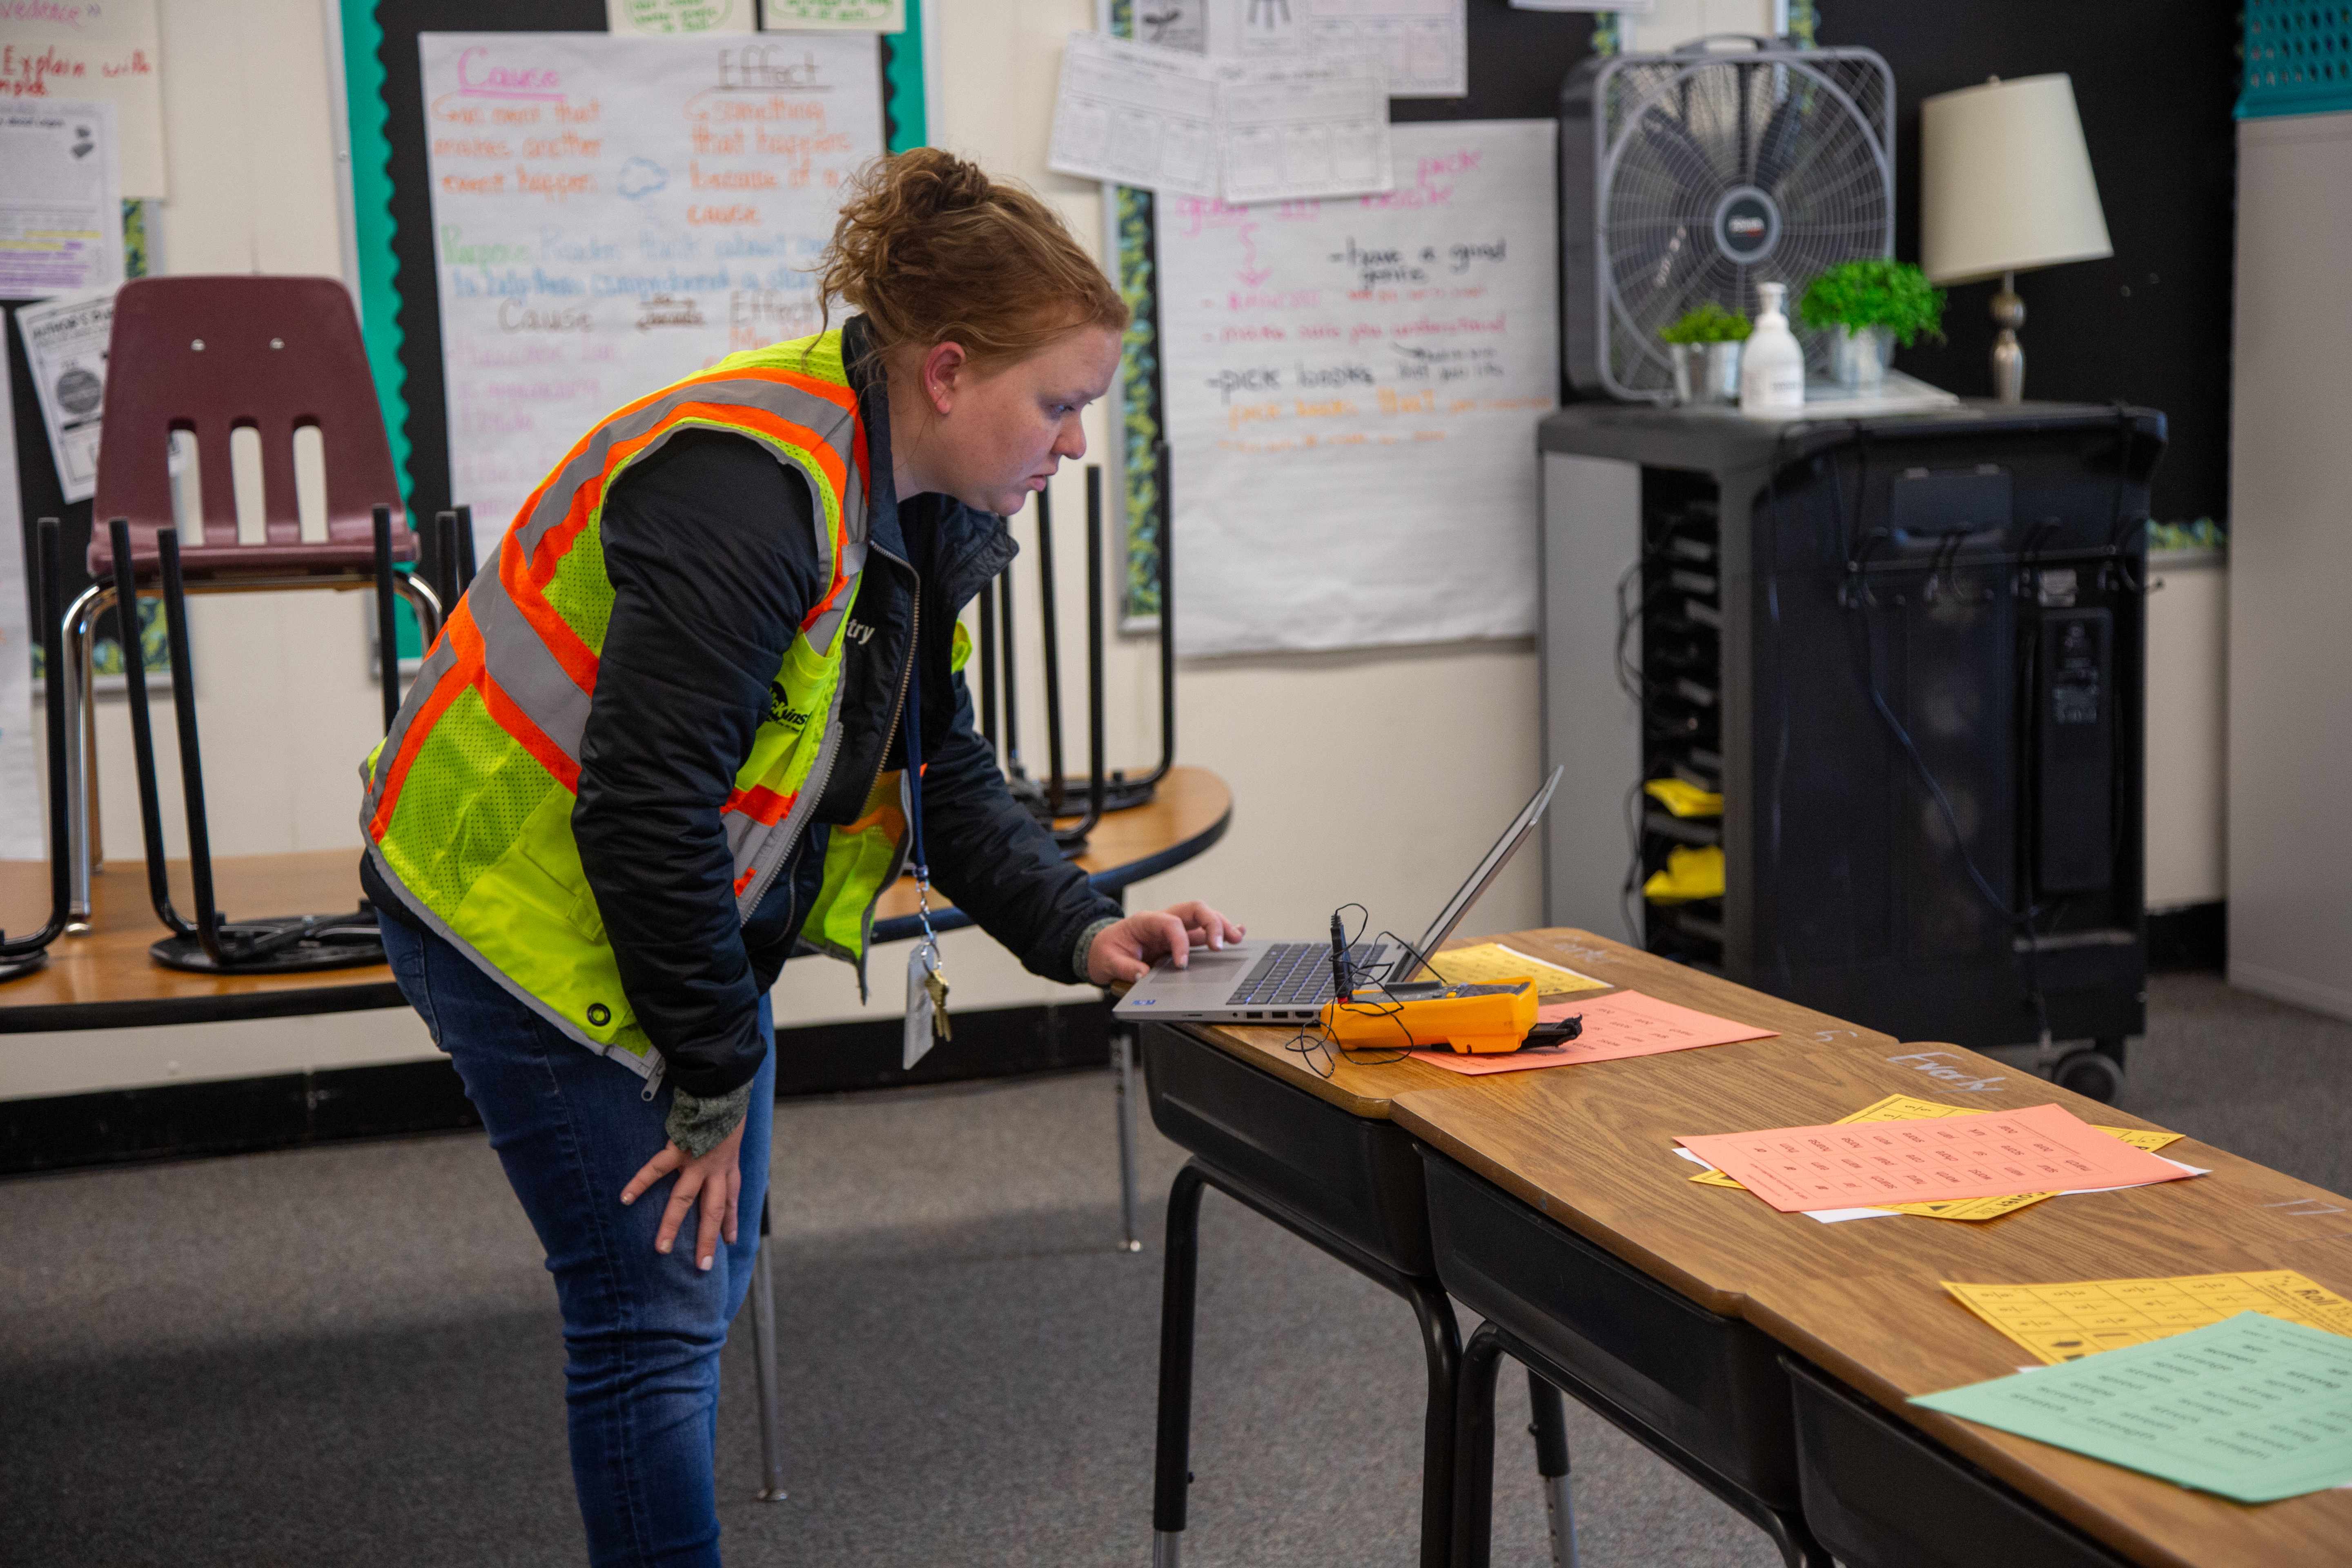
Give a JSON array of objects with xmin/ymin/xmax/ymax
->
[{"xmin": 2053, "ymin": 1049, "xmax": 2123, "ymax": 1103}]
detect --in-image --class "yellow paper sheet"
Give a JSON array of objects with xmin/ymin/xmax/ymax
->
[
  {"xmin": 1643, "ymin": 777, "xmax": 1723, "ymax": 818},
  {"xmin": 1686, "ymin": 1094, "xmax": 2183, "ymax": 1222},
  {"xmin": 1944, "ymin": 1272, "xmax": 2352, "ymax": 1364},
  {"xmin": 1424, "ymin": 943, "xmax": 1608, "ymax": 997}
]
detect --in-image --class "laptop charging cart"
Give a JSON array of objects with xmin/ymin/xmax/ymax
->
[{"xmin": 1535, "ymin": 402, "xmax": 2162, "ymax": 1102}]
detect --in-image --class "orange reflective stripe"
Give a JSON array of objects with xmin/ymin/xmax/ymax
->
[
  {"xmin": 480, "ymin": 670, "xmax": 581, "ymax": 795},
  {"xmin": 368, "ymin": 602, "xmax": 488, "ymax": 841},
  {"xmin": 503, "ymin": 506, "xmax": 601, "ymax": 693},
  {"xmin": 724, "ymin": 782, "xmax": 796, "ymax": 826}
]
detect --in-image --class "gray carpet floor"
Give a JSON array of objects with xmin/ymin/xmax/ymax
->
[{"xmin": 3, "ymin": 972, "xmax": 2346, "ymax": 1568}]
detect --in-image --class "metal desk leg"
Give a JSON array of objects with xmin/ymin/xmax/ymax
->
[
  {"xmin": 1458, "ymin": 1327, "xmax": 1581, "ymax": 1568},
  {"xmin": 1114, "ymin": 1029, "xmax": 1143, "ymax": 1252},
  {"xmin": 1152, "ymin": 1163, "xmax": 1207, "ymax": 1568},
  {"xmin": 749, "ymin": 1195, "xmax": 787, "ymax": 1503},
  {"xmin": 1529, "ymin": 1369, "xmax": 1577, "ymax": 1568}
]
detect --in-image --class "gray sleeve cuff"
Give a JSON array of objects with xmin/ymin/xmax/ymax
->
[
  {"xmin": 1073, "ymin": 915, "xmax": 1124, "ymax": 986},
  {"xmin": 665, "ymin": 1081, "xmax": 755, "ymax": 1157}
]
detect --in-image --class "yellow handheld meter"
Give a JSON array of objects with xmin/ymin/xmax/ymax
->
[{"xmin": 1319, "ymin": 978, "xmax": 1539, "ymax": 1055}]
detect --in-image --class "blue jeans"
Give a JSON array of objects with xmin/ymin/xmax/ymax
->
[{"xmin": 381, "ymin": 916, "xmax": 775, "ymax": 1568}]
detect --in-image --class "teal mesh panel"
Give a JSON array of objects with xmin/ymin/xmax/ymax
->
[{"xmin": 2240, "ymin": 2, "xmax": 2352, "ymax": 118}]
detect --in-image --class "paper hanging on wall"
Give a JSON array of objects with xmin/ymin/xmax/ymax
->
[
  {"xmin": 607, "ymin": 0, "xmax": 757, "ymax": 36},
  {"xmin": 0, "ymin": 100, "xmax": 124, "ymax": 296},
  {"xmin": 1049, "ymin": 33, "xmax": 1392, "ymax": 204},
  {"xmin": 0, "ymin": 344, "xmax": 37, "ymax": 863},
  {"xmin": 1158, "ymin": 119, "xmax": 1557, "ymax": 654},
  {"xmin": 14, "ymin": 284, "xmax": 116, "ymax": 505},
  {"xmin": 1203, "ymin": 0, "xmax": 1467, "ymax": 98},
  {"xmin": 1048, "ymin": 33, "xmax": 1223, "ymax": 198},
  {"xmin": 418, "ymin": 31, "xmax": 882, "ymax": 555},
  {"xmin": 761, "ymin": 0, "xmax": 906, "ymax": 32},
  {"xmin": 0, "ymin": 0, "xmax": 165, "ymax": 197}
]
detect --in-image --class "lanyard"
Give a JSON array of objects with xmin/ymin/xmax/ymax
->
[{"xmin": 902, "ymin": 635, "xmax": 935, "ymax": 940}]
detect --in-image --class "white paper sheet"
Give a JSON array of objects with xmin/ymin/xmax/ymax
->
[
  {"xmin": 1159, "ymin": 120, "xmax": 1557, "ymax": 655},
  {"xmin": 0, "ymin": 0, "xmax": 166, "ymax": 197},
  {"xmin": 0, "ymin": 99, "xmax": 123, "ymax": 296},
  {"xmin": 419, "ymin": 31, "xmax": 882, "ymax": 554},
  {"xmin": 1217, "ymin": 53, "xmax": 1392, "ymax": 205},
  {"xmin": 1048, "ymin": 32, "xmax": 1222, "ymax": 199},
  {"xmin": 0, "ymin": 339, "xmax": 38, "ymax": 862},
  {"xmin": 1205, "ymin": 0, "xmax": 1466, "ymax": 98},
  {"xmin": 14, "ymin": 284, "xmax": 116, "ymax": 506},
  {"xmin": 760, "ymin": 0, "xmax": 905, "ymax": 30},
  {"xmin": 606, "ymin": 0, "xmax": 757, "ymax": 35}
]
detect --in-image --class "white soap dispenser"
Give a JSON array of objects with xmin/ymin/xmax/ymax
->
[{"xmin": 1740, "ymin": 281, "xmax": 1805, "ymax": 417}]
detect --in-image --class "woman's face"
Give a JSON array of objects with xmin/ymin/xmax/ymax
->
[{"xmin": 904, "ymin": 325, "xmax": 1124, "ymax": 516}]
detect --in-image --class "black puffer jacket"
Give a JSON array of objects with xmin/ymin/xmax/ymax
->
[{"xmin": 368, "ymin": 316, "xmax": 1120, "ymax": 1098}]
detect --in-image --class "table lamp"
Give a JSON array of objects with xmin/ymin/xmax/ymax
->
[{"xmin": 1920, "ymin": 74, "xmax": 2112, "ymax": 403}]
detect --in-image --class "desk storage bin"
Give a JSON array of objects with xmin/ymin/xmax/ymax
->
[
  {"xmin": 1784, "ymin": 1357, "xmax": 2134, "ymax": 1568},
  {"xmin": 1141, "ymin": 1023, "xmax": 1433, "ymax": 1275},
  {"xmin": 1421, "ymin": 1150, "xmax": 1801, "ymax": 1510}
]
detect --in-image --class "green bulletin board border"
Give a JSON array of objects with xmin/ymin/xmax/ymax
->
[{"xmin": 1107, "ymin": 0, "xmax": 1164, "ymax": 622}]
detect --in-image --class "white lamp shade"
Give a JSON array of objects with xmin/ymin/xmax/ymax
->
[{"xmin": 1920, "ymin": 74, "xmax": 2113, "ymax": 285}]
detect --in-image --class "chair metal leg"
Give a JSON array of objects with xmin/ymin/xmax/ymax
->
[
  {"xmin": 1528, "ymin": 1370, "xmax": 1577, "ymax": 1568},
  {"xmin": 60, "ymin": 580, "xmax": 108, "ymax": 928},
  {"xmin": 1152, "ymin": 1163, "xmax": 1208, "ymax": 1562},
  {"xmin": 750, "ymin": 1196, "xmax": 787, "ymax": 1503},
  {"xmin": 1114, "ymin": 1030, "xmax": 1143, "ymax": 1252}
]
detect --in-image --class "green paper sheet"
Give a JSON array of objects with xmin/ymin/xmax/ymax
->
[{"xmin": 1911, "ymin": 1311, "xmax": 2352, "ymax": 1504}]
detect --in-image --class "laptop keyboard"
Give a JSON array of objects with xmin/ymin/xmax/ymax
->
[{"xmin": 1227, "ymin": 942, "xmax": 1392, "ymax": 1007}]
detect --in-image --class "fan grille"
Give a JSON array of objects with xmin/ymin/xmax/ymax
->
[{"xmin": 1594, "ymin": 47, "xmax": 1893, "ymax": 401}]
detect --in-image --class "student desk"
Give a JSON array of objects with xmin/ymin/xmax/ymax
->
[
  {"xmin": 1388, "ymin": 941, "xmax": 2352, "ymax": 1568},
  {"xmin": 1136, "ymin": 926, "xmax": 1900, "ymax": 1568}
]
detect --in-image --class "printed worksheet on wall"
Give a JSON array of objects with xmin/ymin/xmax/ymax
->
[
  {"xmin": 1204, "ymin": 0, "xmax": 1466, "ymax": 98},
  {"xmin": 418, "ymin": 31, "xmax": 882, "ymax": 554},
  {"xmin": 1047, "ymin": 32, "xmax": 1222, "ymax": 198}
]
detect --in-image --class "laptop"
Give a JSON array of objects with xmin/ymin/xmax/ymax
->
[{"xmin": 1111, "ymin": 766, "xmax": 1564, "ymax": 1025}]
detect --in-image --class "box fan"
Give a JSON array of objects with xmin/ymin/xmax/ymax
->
[{"xmin": 1561, "ymin": 36, "xmax": 1896, "ymax": 403}]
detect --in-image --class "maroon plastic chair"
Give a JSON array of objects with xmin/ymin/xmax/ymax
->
[{"xmin": 65, "ymin": 275, "xmax": 443, "ymax": 971}]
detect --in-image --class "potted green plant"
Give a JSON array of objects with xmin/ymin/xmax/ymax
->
[
  {"xmin": 1797, "ymin": 259, "xmax": 1946, "ymax": 390},
  {"xmin": 1660, "ymin": 301, "xmax": 1750, "ymax": 405}
]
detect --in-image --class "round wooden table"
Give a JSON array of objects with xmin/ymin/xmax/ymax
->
[{"xmin": 0, "ymin": 766, "xmax": 1232, "ymax": 1034}]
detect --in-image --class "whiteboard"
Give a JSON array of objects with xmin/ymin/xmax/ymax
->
[
  {"xmin": 1159, "ymin": 119, "xmax": 1558, "ymax": 655},
  {"xmin": 419, "ymin": 32, "xmax": 883, "ymax": 551}
]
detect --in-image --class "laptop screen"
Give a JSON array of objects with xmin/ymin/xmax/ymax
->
[{"xmin": 1392, "ymin": 765, "xmax": 1565, "ymax": 981}]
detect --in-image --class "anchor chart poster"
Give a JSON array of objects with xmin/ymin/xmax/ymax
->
[{"xmin": 420, "ymin": 32, "xmax": 882, "ymax": 553}]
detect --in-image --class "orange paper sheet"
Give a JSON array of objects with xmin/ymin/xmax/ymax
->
[
  {"xmin": 1406, "ymin": 990, "xmax": 1775, "ymax": 1076},
  {"xmin": 1676, "ymin": 1102, "xmax": 2199, "ymax": 1214}
]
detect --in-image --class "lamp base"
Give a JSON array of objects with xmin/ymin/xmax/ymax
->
[{"xmin": 1991, "ymin": 270, "xmax": 2025, "ymax": 403}]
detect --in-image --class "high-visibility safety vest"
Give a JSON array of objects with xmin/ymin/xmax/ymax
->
[{"xmin": 359, "ymin": 330, "xmax": 906, "ymax": 1081}]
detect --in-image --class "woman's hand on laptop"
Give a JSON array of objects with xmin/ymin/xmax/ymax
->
[{"xmin": 1087, "ymin": 902, "xmax": 1247, "ymax": 985}]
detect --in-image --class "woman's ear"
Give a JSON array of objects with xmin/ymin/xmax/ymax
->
[{"xmin": 921, "ymin": 341, "xmax": 969, "ymax": 414}]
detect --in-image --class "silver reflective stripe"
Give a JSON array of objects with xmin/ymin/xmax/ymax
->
[
  {"xmin": 362, "ymin": 632, "xmax": 460, "ymax": 822},
  {"xmin": 467, "ymin": 564, "xmax": 594, "ymax": 760},
  {"xmin": 512, "ymin": 373, "xmax": 861, "ymax": 564}
]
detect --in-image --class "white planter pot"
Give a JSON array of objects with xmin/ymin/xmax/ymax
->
[{"xmin": 1830, "ymin": 324, "xmax": 1893, "ymax": 389}]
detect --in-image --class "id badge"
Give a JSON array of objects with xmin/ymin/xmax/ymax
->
[{"xmin": 904, "ymin": 938, "xmax": 950, "ymax": 1069}]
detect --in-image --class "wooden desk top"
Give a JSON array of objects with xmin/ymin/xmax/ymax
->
[
  {"xmin": 1176, "ymin": 926, "xmax": 1902, "ymax": 1120},
  {"xmin": 872, "ymin": 765, "xmax": 1231, "ymax": 925},
  {"xmin": 1, "ymin": 766, "xmax": 1233, "ymax": 1033},
  {"xmin": 1381, "ymin": 932, "xmax": 2352, "ymax": 1568},
  {"xmin": 0, "ymin": 851, "xmax": 401, "ymax": 1032}
]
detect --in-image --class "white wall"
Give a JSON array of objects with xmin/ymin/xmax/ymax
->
[
  {"xmin": 13, "ymin": 0, "xmax": 1550, "ymax": 1095},
  {"xmin": 2226, "ymin": 111, "xmax": 2352, "ymax": 1022},
  {"xmin": 2143, "ymin": 551, "xmax": 2226, "ymax": 910}
]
